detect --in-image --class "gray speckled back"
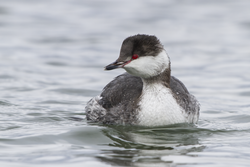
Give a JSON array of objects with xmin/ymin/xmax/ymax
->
[
  {"xmin": 98, "ymin": 73, "xmax": 142, "ymax": 124},
  {"xmin": 170, "ymin": 76, "xmax": 200, "ymax": 122}
]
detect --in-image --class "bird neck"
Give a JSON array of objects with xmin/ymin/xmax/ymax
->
[{"xmin": 141, "ymin": 67, "xmax": 171, "ymax": 88}]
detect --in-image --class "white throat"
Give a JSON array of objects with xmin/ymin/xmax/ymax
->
[{"xmin": 123, "ymin": 50, "xmax": 170, "ymax": 79}]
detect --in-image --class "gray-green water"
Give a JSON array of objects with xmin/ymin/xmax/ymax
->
[{"xmin": 0, "ymin": 0, "xmax": 250, "ymax": 166}]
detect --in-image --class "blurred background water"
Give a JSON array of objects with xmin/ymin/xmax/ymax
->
[{"xmin": 0, "ymin": 0, "xmax": 250, "ymax": 166}]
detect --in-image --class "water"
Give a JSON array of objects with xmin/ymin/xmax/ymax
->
[{"xmin": 0, "ymin": 0, "xmax": 250, "ymax": 166}]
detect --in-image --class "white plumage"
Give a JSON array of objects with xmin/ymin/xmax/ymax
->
[{"xmin": 138, "ymin": 82, "xmax": 187, "ymax": 126}]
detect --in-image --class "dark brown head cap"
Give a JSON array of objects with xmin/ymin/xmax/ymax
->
[{"xmin": 117, "ymin": 34, "xmax": 164, "ymax": 62}]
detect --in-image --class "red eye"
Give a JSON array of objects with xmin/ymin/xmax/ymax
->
[{"xmin": 132, "ymin": 54, "xmax": 139, "ymax": 59}]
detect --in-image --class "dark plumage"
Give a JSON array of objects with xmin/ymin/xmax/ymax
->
[{"xmin": 118, "ymin": 34, "xmax": 163, "ymax": 61}]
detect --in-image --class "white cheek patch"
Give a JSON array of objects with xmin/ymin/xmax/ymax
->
[{"xmin": 124, "ymin": 50, "xmax": 170, "ymax": 78}]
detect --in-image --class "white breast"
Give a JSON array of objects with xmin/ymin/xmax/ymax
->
[{"xmin": 137, "ymin": 83, "xmax": 187, "ymax": 126}]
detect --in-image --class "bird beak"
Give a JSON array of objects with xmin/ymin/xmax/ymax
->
[{"xmin": 105, "ymin": 61, "xmax": 125, "ymax": 70}]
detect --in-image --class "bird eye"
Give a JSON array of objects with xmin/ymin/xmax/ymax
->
[{"xmin": 132, "ymin": 54, "xmax": 139, "ymax": 59}]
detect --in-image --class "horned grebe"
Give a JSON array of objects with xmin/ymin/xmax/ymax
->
[{"xmin": 85, "ymin": 34, "xmax": 200, "ymax": 126}]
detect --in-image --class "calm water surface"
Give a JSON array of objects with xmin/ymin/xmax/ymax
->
[{"xmin": 0, "ymin": 0, "xmax": 250, "ymax": 166}]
